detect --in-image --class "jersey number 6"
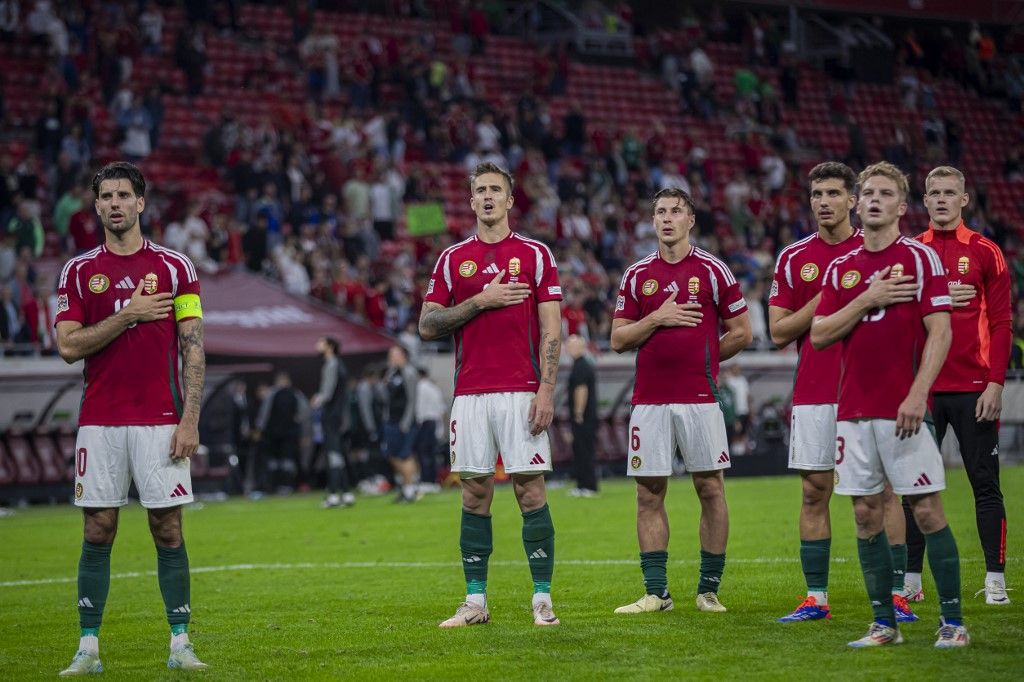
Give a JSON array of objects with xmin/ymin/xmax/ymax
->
[{"xmin": 631, "ymin": 426, "xmax": 640, "ymax": 452}]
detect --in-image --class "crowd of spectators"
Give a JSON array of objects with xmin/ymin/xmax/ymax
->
[{"xmin": 2, "ymin": 1, "xmax": 1023, "ymax": 360}]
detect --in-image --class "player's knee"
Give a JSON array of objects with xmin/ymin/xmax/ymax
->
[
  {"xmin": 801, "ymin": 476, "xmax": 832, "ymax": 508},
  {"xmin": 693, "ymin": 475, "xmax": 725, "ymax": 505},
  {"xmin": 909, "ymin": 496, "xmax": 947, "ymax": 534},
  {"xmin": 83, "ymin": 512, "xmax": 117, "ymax": 544},
  {"xmin": 148, "ymin": 511, "xmax": 183, "ymax": 548},
  {"xmin": 852, "ymin": 498, "xmax": 883, "ymax": 533}
]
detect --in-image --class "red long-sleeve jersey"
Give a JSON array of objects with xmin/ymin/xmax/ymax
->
[{"xmin": 917, "ymin": 221, "xmax": 1013, "ymax": 391}]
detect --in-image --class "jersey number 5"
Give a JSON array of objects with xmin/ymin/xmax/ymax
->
[{"xmin": 450, "ymin": 420, "xmax": 457, "ymax": 446}]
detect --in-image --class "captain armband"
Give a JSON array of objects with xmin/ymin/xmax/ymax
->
[{"xmin": 174, "ymin": 293, "xmax": 203, "ymax": 321}]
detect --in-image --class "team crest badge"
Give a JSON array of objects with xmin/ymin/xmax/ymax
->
[
  {"xmin": 88, "ymin": 274, "xmax": 109, "ymax": 294},
  {"xmin": 75, "ymin": 483, "xmax": 83, "ymax": 499},
  {"xmin": 143, "ymin": 272, "xmax": 158, "ymax": 294},
  {"xmin": 642, "ymin": 279, "xmax": 658, "ymax": 296},
  {"xmin": 57, "ymin": 294, "xmax": 69, "ymax": 313},
  {"xmin": 459, "ymin": 260, "xmax": 477, "ymax": 277},
  {"xmin": 450, "ymin": 451, "xmax": 456, "ymax": 465},
  {"xmin": 958, "ymin": 256, "xmax": 969, "ymax": 275},
  {"xmin": 800, "ymin": 263, "xmax": 819, "ymax": 282},
  {"xmin": 841, "ymin": 271, "xmax": 860, "ymax": 289},
  {"xmin": 508, "ymin": 257, "xmax": 521, "ymax": 277},
  {"xmin": 688, "ymin": 277, "xmax": 700, "ymax": 295},
  {"xmin": 890, "ymin": 263, "xmax": 905, "ymax": 278},
  {"xmin": 630, "ymin": 456, "xmax": 642, "ymax": 470}
]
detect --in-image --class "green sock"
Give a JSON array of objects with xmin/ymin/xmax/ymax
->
[
  {"xmin": 890, "ymin": 543, "xmax": 907, "ymax": 594},
  {"xmin": 171, "ymin": 623, "xmax": 188, "ymax": 636},
  {"xmin": 698, "ymin": 550, "xmax": 725, "ymax": 594},
  {"xmin": 78, "ymin": 541, "xmax": 112, "ymax": 629},
  {"xmin": 925, "ymin": 525, "xmax": 963, "ymax": 622},
  {"xmin": 522, "ymin": 504, "xmax": 555, "ymax": 587},
  {"xmin": 460, "ymin": 510, "xmax": 492, "ymax": 591},
  {"xmin": 856, "ymin": 531, "xmax": 895, "ymax": 625},
  {"xmin": 800, "ymin": 538, "xmax": 830, "ymax": 593},
  {"xmin": 640, "ymin": 550, "xmax": 669, "ymax": 596},
  {"xmin": 156, "ymin": 543, "xmax": 191, "ymax": 627}
]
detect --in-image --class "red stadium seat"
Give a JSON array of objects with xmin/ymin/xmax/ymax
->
[
  {"xmin": 32, "ymin": 431, "xmax": 69, "ymax": 484},
  {"xmin": 5, "ymin": 433, "xmax": 41, "ymax": 486}
]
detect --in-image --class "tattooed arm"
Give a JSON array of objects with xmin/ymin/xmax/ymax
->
[
  {"xmin": 418, "ymin": 269, "xmax": 532, "ymax": 340},
  {"xmin": 170, "ymin": 317, "xmax": 205, "ymax": 460},
  {"xmin": 528, "ymin": 300, "xmax": 562, "ymax": 436}
]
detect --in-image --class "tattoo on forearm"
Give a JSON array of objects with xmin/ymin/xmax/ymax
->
[
  {"xmin": 179, "ymin": 320, "xmax": 206, "ymax": 421},
  {"xmin": 419, "ymin": 300, "xmax": 482, "ymax": 338},
  {"xmin": 541, "ymin": 332, "xmax": 560, "ymax": 386}
]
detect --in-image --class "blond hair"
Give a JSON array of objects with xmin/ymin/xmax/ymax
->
[
  {"xmin": 925, "ymin": 165, "xmax": 966, "ymax": 192},
  {"xmin": 858, "ymin": 161, "xmax": 909, "ymax": 199}
]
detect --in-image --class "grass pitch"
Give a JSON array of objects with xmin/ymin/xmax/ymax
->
[{"xmin": 2, "ymin": 467, "xmax": 1022, "ymax": 680}]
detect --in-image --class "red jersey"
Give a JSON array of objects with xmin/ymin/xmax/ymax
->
[
  {"xmin": 769, "ymin": 230, "xmax": 863, "ymax": 405},
  {"xmin": 917, "ymin": 221, "xmax": 1013, "ymax": 391},
  {"xmin": 424, "ymin": 232, "xmax": 562, "ymax": 396},
  {"xmin": 817, "ymin": 236, "xmax": 951, "ymax": 421},
  {"xmin": 55, "ymin": 241, "xmax": 202, "ymax": 426},
  {"xmin": 615, "ymin": 247, "xmax": 747, "ymax": 405}
]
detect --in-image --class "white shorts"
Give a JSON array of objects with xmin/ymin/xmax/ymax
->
[
  {"xmin": 449, "ymin": 393, "xmax": 552, "ymax": 476},
  {"xmin": 789, "ymin": 404, "xmax": 838, "ymax": 471},
  {"xmin": 74, "ymin": 425, "xmax": 194, "ymax": 508},
  {"xmin": 626, "ymin": 403, "xmax": 731, "ymax": 477},
  {"xmin": 834, "ymin": 419, "xmax": 946, "ymax": 496}
]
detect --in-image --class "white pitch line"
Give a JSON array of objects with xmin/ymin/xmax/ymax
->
[{"xmin": 1, "ymin": 555, "xmax": 1013, "ymax": 589}]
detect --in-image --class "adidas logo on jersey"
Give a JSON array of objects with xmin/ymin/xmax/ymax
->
[
  {"xmin": 663, "ymin": 281, "xmax": 680, "ymax": 293},
  {"xmin": 717, "ymin": 451, "xmax": 730, "ymax": 463},
  {"xmin": 114, "ymin": 276, "xmax": 136, "ymax": 290},
  {"xmin": 169, "ymin": 483, "xmax": 190, "ymax": 498},
  {"xmin": 913, "ymin": 473, "xmax": 933, "ymax": 487},
  {"xmin": 529, "ymin": 549, "xmax": 548, "ymax": 560},
  {"xmin": 482, "ymin": 263, "xmax": 501, "ymax": 275},
  {"xmin": 530, "ymin": 453, "xmax": 546, "ymax": 465}
]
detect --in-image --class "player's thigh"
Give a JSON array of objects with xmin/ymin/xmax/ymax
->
[
  {"xmin": 449, "ymin": 394, "xmax": 498, "ymax": 476},
  {"xmin": 671, "ymin": 402, "xmax": 731, "ymax": 473},
  {"xmin": 626, "ymin": 405, "xmax": 674, "ymax": 477},
  {"xmin": 834, "ymin": 420, "xmax": 886, "ymax": 496},
  {"xmin": 128, "ymin": 425, "xmax": 193, "ymax": 508},
  {"xmin": 74, "ymin": 426, "xmax": 132, "ymax": 508},
  {"xmin": 491, "ymin": 392, "xmax": 551, "ymax": 474},
  {"xmin": 874, "ymin": 421, "xmax": 946, "ymax": 496},
  {"xmin": 789, "ymin": 404, "xmax": 837, "ymax": 471}
]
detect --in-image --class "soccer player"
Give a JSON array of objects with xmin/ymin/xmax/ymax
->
[
  {"xmin": 811, "ymin": 161, "xmax": 969, "ymax": 649},
  {"xmin": 611, "ymin": 188, "xmax": 752, "ymax": 615},
  {"xmin": 770, "ymin": 162, "xmax": 916, "ymax": 624},
  {"xmin": 420, "ymin": 162, "xmax": 563, "ymax": 627},
  {"xmin": 312, "ymin": 336, "xmax": 356, "ymax": 508},
  {"xmin": 901, "ymin": 166, "xmax": 1013, "ymax": 605},
  {"xmin": 55, "ymin": 162, "xmax": 208, "ymax": 674}
]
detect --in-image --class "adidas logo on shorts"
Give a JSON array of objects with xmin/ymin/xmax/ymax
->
[
  {"xmin": 717, "ymin": 451, "xmax": 730, "ymax": 464},
  {"xmin": 169, "ymin": 483, "xmax": 190, "ymax": 498},
  {"xmin": 530, "ymin": 453, "xmax": 546, "ymax": 465},
  {"xmin": 913, "ymin": 473, "xmax": 933, "ymax": 487}
]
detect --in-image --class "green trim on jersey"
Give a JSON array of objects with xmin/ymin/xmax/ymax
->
[
  {"xmin": 704, "ymin": 338, "xmax": 723, "ymax": 405},
  {"xmin": 168, "ymin": 351, "xmax": 183, "ymax": 417}
]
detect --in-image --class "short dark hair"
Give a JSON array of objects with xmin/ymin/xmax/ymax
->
[
  {"xmin": 92, "ymin": 161, "xmax": 147, "ymax": 198},
  {"xmin": 469, "ymin": 162, "xmax": 514, "ymax": 193},
  {"xmin": 323, "ymin": 336, "xmax": 340, "ymax": 355},
  {"xmin": 807, "ymin": 161, "xmax": 857, "ymax": 193},
  {"xmin": 651, "ymin": 187, "xmax": 695, "ymax": 214}
]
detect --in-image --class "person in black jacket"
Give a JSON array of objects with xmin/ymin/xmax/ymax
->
[
  {"xmin": 566, "ymin": 335, "xmax": 599, "ymax": 497},
  {"xmin": 312, "ymin": 336, "xmax": 355, "ymax": 508}
]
